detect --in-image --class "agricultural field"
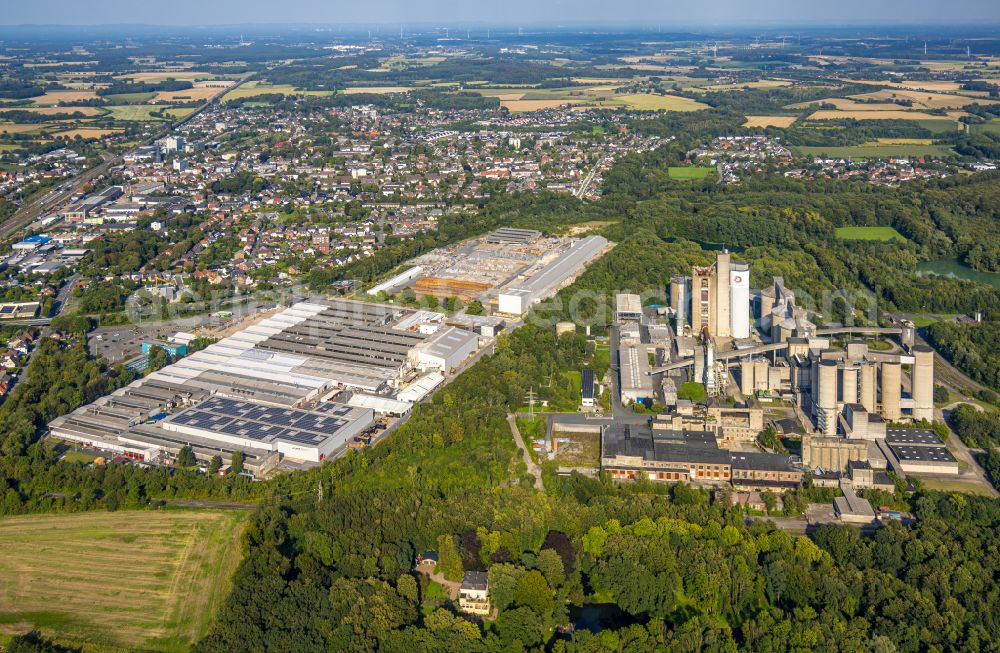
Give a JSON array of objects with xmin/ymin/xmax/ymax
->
[
  {"xmin": 972, "ymin": 118, "xmax": 1000, "ymax": 136},
  {"xmin": 153, "ymin": 83, "xmax": 230, "ymax": 103},
  {"xmin": 806, "ymin": 109, "xmax": 949, "ymax": 121},
  {"xmin": 668, "ymin": 166, "xmax": 714, "ymax": 179},
  {"xmin": 222, "ymin": 82, "xmax": 332, "ymax": 101},
  {"xmin": 608, "ymin": 93, "xmax": 708, "ymax": 111},
  {"xmin": 121, "ymin": 71, "xmax": 215, "ymax": 83},
  {"xmin": 30, "ymin": 90, "xmax": 100, "ymax": 105},
  {"xmin": 0, "ymin": 510, "xmax": 248, "ymax": 652},
  {"xmin": 0, "ymin": 124, "xmax": 44, "ymax": 135},
  {"xmin": 792, "ymin": 143, "xmax": 956, "ymax": 158},
  {"xmin": 341, "ymin": 86, "xmax": 413, "ymax": 94},
  {"xmin": 743, "ymin": 115, "xmax": 797, "ymax": 128},
  {"xmin": 50, "ymin": 127, "xmax": 123, "ymax": 139},
  {"xmin": 835, "ymin": 226, "xmax": 908, "ymax": 242},
  {"xmin": 105, "ymin": 105, "xmax": 172, "ymax": 121},
  {"xmin": 851, "ymin": 89, "xmax": 998, "ymax": 110},
  {"xmin": 0, "ymin": 106, "xmax": 103, "ymax": 117}
]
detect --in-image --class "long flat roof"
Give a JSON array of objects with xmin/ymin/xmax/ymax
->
[{"xmin": 163, "ymin": 396, "xmax": 371, "ymax": 448}]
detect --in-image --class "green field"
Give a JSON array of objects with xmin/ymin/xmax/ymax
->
[
  {"xmin": 792, "ymin": 144, "xmax": 956, "ymax": 158},
  {"xmin": 835, "ymin": 226, "xmax": 908, "ymax": 242},
  {"xmin": 972, "ymin": 118, "xmax": 1000, "ymax": 136},
  {"xmin": 668, "ymin": 166, "xmax": 714, "ymax": 180},
  {"xmin": 106, "ymin": 105, "xmax": 170, "ymax": 121},
  {"xmin": 0, "ymin": 510, "xmax": 248, "ymax": 652},
  {"xmin": 921, "ymin": 478, "xmax": 996, "ymax": 497},
  {"xmin": 103, "ymin": 92, "xmax": 158, "ymax": 104},
  {"xmin": 164, "ymin": 107, "xmax": 197, "ymax": 120},
  {"xmin": 222, "ymin": 84, "xmax": 333, "ymax": 101}
]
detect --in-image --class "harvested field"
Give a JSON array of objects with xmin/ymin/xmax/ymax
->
[
  {"xmin": 0, "ymin": 510, "xmax": 248, "ymax": 652},
  {"xmin": 504, "ymin": 99, "xmax": 583, "ymax": 112},
  {"xmin": 0, "ymin": 106, "xmax": 103, "ymax": 117},
  {"xmin": 341, "ymin": 86, "xmax": 413, "ymax": 94},
  {"xmin": 851, "ymin": 89, "xmax": 998, "ymax": 110},
  {"xmin": 50, "ymin": 127, "xmax": 123, "ymax": 139},
  {"xmin": 121, "ymin": 71, "xmax": 212, "ymax": 82},
  {"xmin": 31, "ymin": 90, "xmax": 99, "ymax": 105},
  {"xmin": 153, "ymin": 88, "xmax": 219, "ymax": 103},
  {"xmin": 806, "ymin": 109, "xmax": 949, "ymax": 121},
  {"xmin": 0, "ymin": 124, "xmax": 45, "ymax": 134},
  {"xmin": 744, "ymin": 115, "xmax": 797, "ymax": 128}
]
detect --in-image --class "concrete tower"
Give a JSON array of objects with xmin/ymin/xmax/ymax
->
[
  {"xmin": 740, "ymin": 358, "xmax": 755, "ymax": 396},
  {"xmin": 841, "ymin": 366, "xmax": 859, "ymax": 406},
  {"xmin": 715, "ymin": 251, "xmax": 731, "ymax": 337},
  {"xmin": 670, "ymin": 275, "xmax": 689, "ymax": 333},
  {"xmin": 817, "ymin": 360, "xmax": 839, "ymax": 435},
  {"xmin": 729, "ymin": 262, "xmax": 750, "ymax": 339},
  {"xmin": 691, "ymin": 266, "xmax": 715, "ymax": 337},
  {"xmin": 881, "ymin": 361, "xmax": 902, "ymax": 421},
  {"xmin": 911, "ymin": 346, "xmax": 935, "ymax": 422},
  {"xmin": 859, "ymin": 363, "xmax": 877, "ymax": 413}
]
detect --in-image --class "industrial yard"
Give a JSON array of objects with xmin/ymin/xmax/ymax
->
[
  {"xmin": 369, "ymin": 228, "xmax": 611, "ymax": 314},
  {"xmin": 47, "ymin": 298, "xmax": 495, "ymax": 475}
]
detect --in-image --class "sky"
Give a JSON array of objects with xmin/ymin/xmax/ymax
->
[{"xmin": 1, "ymin": 0, "xmax": 998, "ymax": 27}]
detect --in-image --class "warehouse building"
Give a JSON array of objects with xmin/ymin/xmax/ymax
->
[
  {"xmin": 47, "ymin": 298, "xmax": 488, "ymax": 474},
  {"xmin": 161, "ymin": 397, "xmax": 374, "ymax": 463},
  {"xmin": 885, "ymin": 428, "xmax": 959, "ymax": 475},
  {"xmin": 497, "ymin": 236, "xmax": 608, "ymax": 315},
  {"xmin": 486, "ymin": 227, "xmax": 541, "ymax": 245}
]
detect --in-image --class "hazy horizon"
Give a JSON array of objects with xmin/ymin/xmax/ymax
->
[{"xmin": 1, "ymin": 0, "xmax": 998, "ymax": 28}]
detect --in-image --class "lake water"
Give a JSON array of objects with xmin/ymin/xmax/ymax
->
[
  {"xmin": 916, "ymin": 259, "xmax": 1000, "ymax": 290},
  {"xmin": 569, "ymin": 602, "xmax": 639, "ymax": 633}
]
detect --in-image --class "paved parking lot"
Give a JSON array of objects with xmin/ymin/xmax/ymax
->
[{"xmin": 88, "ymin": 322, "xmax": 206, "ymax": 363}]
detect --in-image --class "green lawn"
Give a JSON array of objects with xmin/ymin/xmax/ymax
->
[
  {"xmin": 668, "ymin": 166, "xmax": 713, "ymax": 180},
  {"xmin": 835, "ymin": 226, "xmax": 908, "ymax": 242},
  {"xmin": 678, "ymin": 382, "xmax": 706, "ymax": 402}
]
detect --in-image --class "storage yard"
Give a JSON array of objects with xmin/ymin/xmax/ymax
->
[
  {"xmin": 378, "ymin": 229, "xmax": 611, "ymax": 313},
  {"xmin": 47, "ymin": 298, "xmax": 491, "ymax": 475}
]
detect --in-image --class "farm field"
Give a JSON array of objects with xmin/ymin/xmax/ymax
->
[
  {"xmin": 0, "ymin": 124, "xmax": 44, "ymax": 135},
  {"xmin": 668, "ymin": 166, "xmax": 714, "ymax": 179},
  {"xmin": 341, "ymin": 86, "xmax": 413, "ymax": 94},
  {"xmin": 164, "ymin": 107, "xmax": 197, "ymax": 120},
  {"xmin": 835, "ymin": 226, "xmax": 908, "ymax": 242},
  {"xmin": 702, "ymin": 79, "xmax": 792, "ymax": 91},
  {"xmin": 972, "ymin": 118, "xmax": 1000, "ymax": 136},
  {"xmin": 121, "ymin": 71, "xmax": 214, "ymax": 83},
  {"xmin": 0, "ymin": 510, "xmax": 248, "ymax": 652},
  {"xmin": 744, "ymin": 115, "xmax": 797, "ymax": 128},
  {"xmin": 806, "ymin": 109, "xmax": 950, "ymax": 121},
  {"xmin": 0, "ymin": 106, "xmax": 103, "ymax": 117},
  {"xmin": 792, "ymin": 143, "xmax": 956, "ymax": 158},
  {"xmin": 851, "ymin": 89, "xmax": 999, "ymax": 110},
  {"xmin": 105, "ymin": 105, "xmax": 170, "ymax": 121},
  {"xmin": 221, "ymin": 82, "xmax": 332, "ymax": 101},
  {"xmin": 50, "ymin": 127, "xmax": 123, "ymax": 139},
  {"xmin": 154, "ymin": 82, "xmax": 231, "ymax": 103},
  {"xmin": 609, "ymin": 93, "xmax": 708, "ymax": 111},
  {"xmin": 30, "ymin": 90, "xmax": 100, "ymax": 105}
]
